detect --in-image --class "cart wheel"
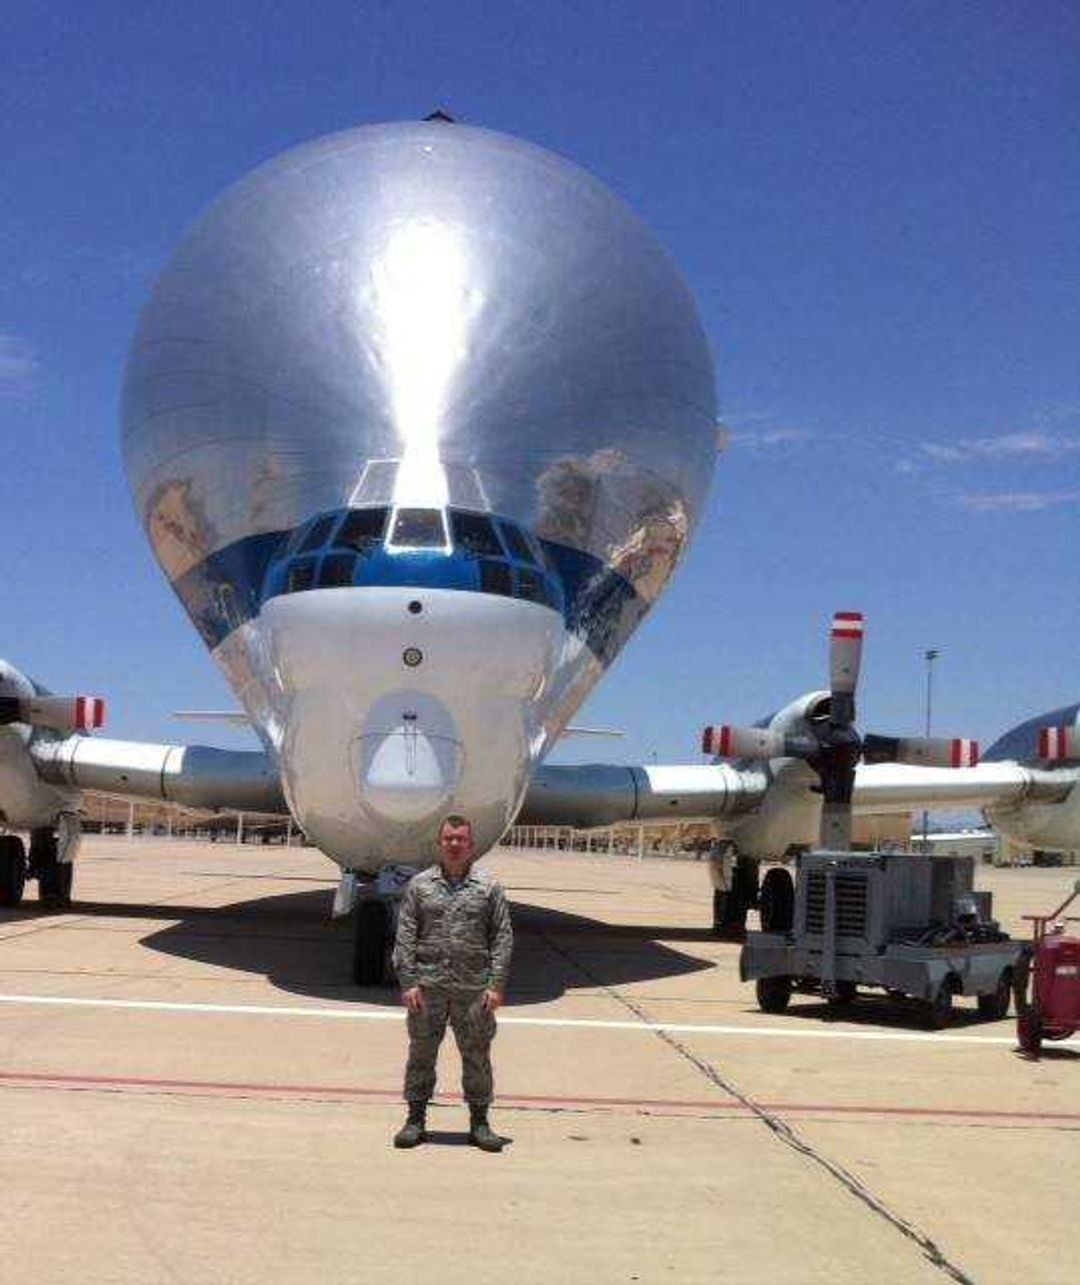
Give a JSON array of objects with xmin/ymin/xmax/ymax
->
[
  {"xmin": 756, "ymin": 976, "xmax": 792, "ymax": 1014},
  {"xmin": 759, "ymin": 868, "xmax": 795, "ymax": 933},
  {"xmin": 977, "ymin": 968, "xmax": 1012, "ymax": 1022},
  {"xmin": 1017, "ymin": 1011, "xmax": 1043, "ymax": 1058},
  {"xmin": 925, "ymin": 976, "xmax": 956, "ymax": 1030}
]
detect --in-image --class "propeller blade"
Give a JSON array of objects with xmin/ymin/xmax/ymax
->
[
  {"xmin": 702, "ymin": 724, "xmax": 785, "ymax": 760},
  {"xmin": 0, "ymin": 695, "xmax": 107, "ymax": 734},
  {"xmin": 862, "ymin": 734, "xmax": 979, "ymax": 768},
  {"xmin": 1038, "ymin": 725, "xmax": 1079, "ymax": 762},
  {"xmin": 828, "ymin": 611, "xmax": 864, "ymax": 723}
]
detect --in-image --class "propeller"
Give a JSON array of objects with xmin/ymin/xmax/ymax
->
[
  {"xmin": 0, "ymin": 694, "xmax": 106, "ymax": 734},
  {"xmin": 701, "ymin": 612, "xmax": 979, "ymax": 850},
  {"xmin": 1038, "ymin": 725, "xmax": 1079, "ymax": 762}
]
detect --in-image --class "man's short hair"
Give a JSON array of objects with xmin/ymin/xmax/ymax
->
[{"xmin": 439, "ymin": 814, "xmax": 471, "ymax": 834}]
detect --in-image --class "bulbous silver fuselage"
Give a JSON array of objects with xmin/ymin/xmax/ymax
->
[{"xmin": 122, "ymin": 121, "xmax": 717, "ymax": 870}]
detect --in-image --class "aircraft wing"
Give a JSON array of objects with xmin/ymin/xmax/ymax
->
[
  {"xmin": 31, "ymin": 735, "xmax": 287, "ymax": 815},
  {"xmin": 518, "ymin": 757, "xmax": 1074, "ymax": 834},
  {"xmin": 853, "ymin": 761, "xmax": 1074, "ymax": 813},
  {"xmin": 518, "ymin": 761, "xmax": 768, "ymax": 828}
]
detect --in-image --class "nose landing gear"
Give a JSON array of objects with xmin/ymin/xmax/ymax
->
[
  {"xmin": 335, "ymin": 864, "xmax": 417, "ymax": 987},
  {"xmin": 354, "ymin": 899, "xmax": 394, "ymax": 986}
]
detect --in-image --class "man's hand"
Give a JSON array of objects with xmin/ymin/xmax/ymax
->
[
  {"xmin": 482, "ymin": 988, "xmax": 504, "ymax": 1013},
  {"xmin": 402, "ymin": 986, "xmax": 426, "ymax": 1014}
]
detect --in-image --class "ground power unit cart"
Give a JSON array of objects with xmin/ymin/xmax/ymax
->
[{"xmin": 740, "ymin": 851, "xmax": 1024, "ymax": 1028}]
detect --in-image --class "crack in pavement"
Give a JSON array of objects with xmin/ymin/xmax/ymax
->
[{"xmin": 534, "ymin": 925, "xmax": 977, "ymax": 1285}]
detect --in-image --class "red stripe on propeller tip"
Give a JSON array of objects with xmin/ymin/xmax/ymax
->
[
  {"xmin": 1039, "ymin": 727, "xmax": 1065, "ymax": 760},
  {"xmin": 831, "ymin": 612, "xmax": 865, "ymax": 640},
  {"xmin": 701, "ymin": 727, "xmax": 714, "ymax": 755},
  {"xmin": 718, "ymin": 726, "xmax": 734, "ymax": 757},
  {"xmin": 949, "ymin": 739, "xmax": 979, "ymax": 768},
  {"xmin": 75, "ymin": 696, "xmax": 105, "ymax": 732}
]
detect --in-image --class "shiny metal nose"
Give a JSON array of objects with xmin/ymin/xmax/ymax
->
[{"xmin": 352, "ymin": 691, "xmax": 464, "ymax": 824}]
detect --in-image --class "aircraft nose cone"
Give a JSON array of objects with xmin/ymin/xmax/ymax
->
[{"xmin": 352, "ymin": 691, "xmax": 464, "ymax": 825}]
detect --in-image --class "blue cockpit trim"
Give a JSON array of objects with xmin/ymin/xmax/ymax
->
[{"xmin": 170, "ymin": 507, "xmax": 645, "ymax": 664}]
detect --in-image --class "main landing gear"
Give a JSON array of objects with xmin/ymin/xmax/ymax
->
[
  {"xmin": 0, "ymin": 835, "xmax": 26, "ymax": 906},
  {"xmin": 30, "ymin": 826, "xmax": 75, "ymax": 909},
  {"xmin": 0, "ymin": 818, "xmax": 79, "ymax": 910},
  {"xmin": 711, "ymin": 854, "xmax": 797, "ymax": 939}
]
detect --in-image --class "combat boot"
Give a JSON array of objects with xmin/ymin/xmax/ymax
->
[
  {"xmin": 393, "ymin": 1102, "xmax": 427, "ymax": 1148},
  {"xmin": 468, "ymin": 1105, "xmax": 504, "ymax": 1152}
]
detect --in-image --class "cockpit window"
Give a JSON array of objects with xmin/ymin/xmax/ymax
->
[
  {"xmin": 286, "ymin": 559, "xmax": 317, "ymax": 593},
  {"xmin": 336, "ymin": 507, "xmax": 388, "ymax": 551},
  {"xmin": 516, "ymin": 566, "xmax": 549, "ymax": 606},
  {"xmin": 480, "ymin": 559, "xmax": 514, "ymax": 596},
  {"xmin": 298, "ymin": 515, "xmax": 335, "ymax": 554},
  {"xmin": 450, "ymin": 510, "xmax": 503, "ymax": 557},
  {"xmin": 389, "ymin": 508, "xmax": 447, "ymax": 549},
  {"xmin": 318, "ymin": 552, "xmax": 356, "ymax": 588},
  {"xmin": 499, "ymin": 521, "xmax": 538, "ymax": 566}
]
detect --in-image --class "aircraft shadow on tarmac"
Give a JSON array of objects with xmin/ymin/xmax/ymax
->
[{"xmin": 47, "ymin": 889, "xmax": 713, "ymax": 1006}]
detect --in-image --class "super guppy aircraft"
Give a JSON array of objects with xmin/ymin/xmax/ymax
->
[{"xmin": 2, "ymin": 118, "xmax": 1078, "ymax": 982}]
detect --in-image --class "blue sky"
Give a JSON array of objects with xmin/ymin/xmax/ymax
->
[{"xmin": 4, "ymin": 2, "xmax": 1078, "ymax": 763}]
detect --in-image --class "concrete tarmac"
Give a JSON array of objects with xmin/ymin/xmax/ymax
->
[{"xmin": 0, "ymin": 837, "xmax": 1074, "ymax": 1284}]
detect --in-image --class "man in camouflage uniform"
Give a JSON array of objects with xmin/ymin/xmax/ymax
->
[{"xmin": 392, "ymin": 814, "xmax": 513, "ymax": 1152}]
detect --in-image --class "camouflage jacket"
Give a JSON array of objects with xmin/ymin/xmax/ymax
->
[{"xmin": 393, "ymin": 864, "xmax": 513, "ymax": 993}]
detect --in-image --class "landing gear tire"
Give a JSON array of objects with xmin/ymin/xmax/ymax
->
[
  {"xmin": 31, "ymin": 829, "xmax": 73, "ymax": 909},
  {"xmin": 0, "ymin": 836, "xmax": 27, "ymax": 907},
  {"xmin": 977, "ymin": 968, "xmax": 1012, "ymax": 1022},
  {"xmin": 712, "ymin": 890, "xmax": 739, "ymax": 937},
  {"xmin": 756, "ymin": 975, "xmax": 792, "ymax": 1014},
  {"xmin": 38, "ymin": 861, "xmax": 73, "ymax": 910},
  {"xmin": 759, "ymin": 868, "xmax": 795, "ymax": 933},
  {"xmin": 353, "ymin": 900, "xmax": 393, "ymax": 987},
  {"xmin": 713, "ymin": 857, "xmax": 759, "ymax": 940}
]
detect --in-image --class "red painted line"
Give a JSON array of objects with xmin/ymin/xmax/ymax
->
[{"xmin": 0, "ymin": 1070, "xmax": 1076, "ymax": 1123}]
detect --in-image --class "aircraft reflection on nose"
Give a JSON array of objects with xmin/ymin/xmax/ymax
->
[{"xmin": 351, "ymin": 690, "xmax": 464, "ymax": 824}]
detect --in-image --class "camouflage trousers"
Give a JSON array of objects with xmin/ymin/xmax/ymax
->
[{"xmin": 404, "ymin": 988, "xmax": 497, "ymax": 1107}]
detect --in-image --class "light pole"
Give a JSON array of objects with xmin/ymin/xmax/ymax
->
[{"xmin": 921, "ymin": 648, "xmax": 940, "ymax": 848}]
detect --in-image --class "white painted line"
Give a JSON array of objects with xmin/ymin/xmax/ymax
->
[{"xmin": 0, "ymin": 992, "xmax": 1019, "ymax": 1046}]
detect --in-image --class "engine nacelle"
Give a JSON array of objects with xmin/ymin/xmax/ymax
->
[
  {"xmin": 0, "ymin": 660, "xmax": 79, "ymax": 829},
  {"xmin": 744, "ymin": 690, "xmax": 833, "ymax": 759},
  {"xmin": 705, "ymin": 691, "xmax": 831, "ymax": 856}
]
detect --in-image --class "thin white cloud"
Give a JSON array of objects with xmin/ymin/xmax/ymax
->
[
  {"xmin": 921, "ymin": 442, "xmax": 964, "ymax": 462},
  {"xmin": 0, "ymin": 335, "xmax": 40, "ymax": 397},
  {"xmin": 920, "ymin": 431, "xmax": 1080, "ymax": 462},
  {"xmin": 957, "ymin": 491, "xmax": 1080, "ymax": 513},
  {"xmin": 729, "ymin": 427, "xmax": 810, "ymax": 450}
]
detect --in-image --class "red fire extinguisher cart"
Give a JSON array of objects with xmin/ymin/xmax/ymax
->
[{"xmin": 1015, "ymin": 880, "xmax": 1080, "ymax": 1058}]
